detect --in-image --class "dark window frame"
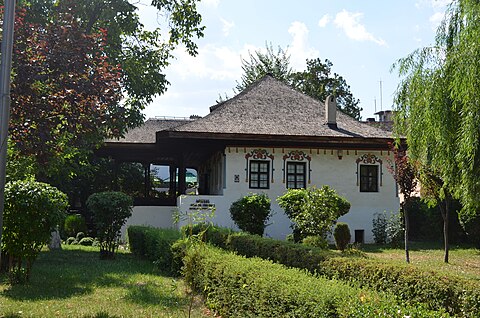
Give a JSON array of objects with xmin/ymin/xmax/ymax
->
[
  {"xmin": 360, "ymin": 164, "xmax": 379, "ymax": 192},
  {"xmin": 286, "ymin": 161, "xmax": 306, "ymax": 189},
  {"xmin": 249, "ymin": 160, "xmax": 270, "ymax": 189}
]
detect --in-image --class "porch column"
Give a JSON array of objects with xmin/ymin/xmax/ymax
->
[
  {"xmin": 169, "ymin": 165, "xmax": 176, "ymax": 198},
  {"xmin": 143, "ymin": 163, "xmax": 150, "ymax": 197},
  {"xmin": 178, "ymin": 163, "xmax": 187, "ymax": 195}
]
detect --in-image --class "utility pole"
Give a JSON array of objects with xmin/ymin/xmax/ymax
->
[{"xmin": 0, "ymin": 0, "xmax": 17, "ymax": 264}]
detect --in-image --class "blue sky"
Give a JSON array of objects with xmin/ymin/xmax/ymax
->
[{"xmin": 137, "ymin": 0, "xmax": 450, "ymax": 120}]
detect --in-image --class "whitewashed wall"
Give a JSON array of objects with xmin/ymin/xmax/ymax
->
[
  {"xmin": 177, "ymin": 146, "xmax": 400, "ymax": 243},
  {"xmin": 121, "ymin": 206, "xmax": 177, "ymax": 240}
]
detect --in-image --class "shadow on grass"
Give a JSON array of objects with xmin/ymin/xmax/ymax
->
[
  {"xmin": 361, "ymin": 241, "xmax": 479, "ymax": 253},
  {"xmin": 0, "ymin": 246, "xmax": 168, "ymax": 302},
  {"xmin": 124, "ymin": 281, "xmax": 184, "ymax": 308}
]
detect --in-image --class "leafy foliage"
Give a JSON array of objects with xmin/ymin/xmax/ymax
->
[
  {"xmin": 333, "ymin": 222, "xmax": 351, "ymax": 251},
  {"xmin": 277, "ymin": 186, "xmax": 351, "ymax": 238},
  {"xmin": 2, "ymin": 180, "xmax": 68, "ymax": 282},
  {"xmin": 229, "ymin": 193, "xmax": 272, "ymax": 236},
  {"xmin": 233, "ymin": 43, "xmax": 362, "ymax": 119},
  {"xmin": 63, "ymin": 214, "xmax": 87, "ymax": 238},
  {"xmin": 393, "ymin": 0, "xmax": 480, "ymax": 229},
  {"xmin": 87, "ymin": 191, "xmax": 133, "ymax": 259}
]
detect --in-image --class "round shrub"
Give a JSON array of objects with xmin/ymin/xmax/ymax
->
[
  {"xmin": 64, "ymin": 214, "xmax": 87, "ymax": 238},
  {"xmin": 87, "ymin": 191, "xmax": 133, "ymax": 259},
  {"xmin": 66, "ymin": 237, "xmax": 77, "ymax": 245},
  {"xmin": 229, "ymin": 193, "xmax": 271, "ymax": 236},
  {"xmin": 3, "ymin": 180, "xmax": 68, "ymax": 282},
  {"xmin": 301, "ymin": 235, "xmax": 328, "ymax": 249},
  {"xmin": 333, "ymin": 222, "xmax": 351, "ymax": 251},
  {"xmin": 78, "ymin": 237, "xmax": 95, "ymax": 246}
]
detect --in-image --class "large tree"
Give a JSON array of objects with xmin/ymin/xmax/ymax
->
[
  {"xmin": 234, "ymin": 43, "xmax": 362, "ymax": 119},
  {"xmin": 393, "ymin": 0, "xmax": 479, "ymax": 250}
]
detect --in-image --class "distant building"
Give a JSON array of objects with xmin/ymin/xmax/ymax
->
[
  {"xmin": 364, "ymin": 110, "xmax": 395, "ymax": 132},
  {"xmin": 99, "ymin": 75, "xmax": 400, "ymax": 243}
]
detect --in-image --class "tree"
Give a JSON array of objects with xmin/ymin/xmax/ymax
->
[
  {"xmin": 387, "ymin": 147, "xmax": 418, "ymax": 263},
  {"xmin": 235, "ymin": 42, "xmax": 292, "ymax": 92},
  {"xmin": 234, "ymin": 43, "xmax": 362, "ymax": 119},
  {"xmin": 290, "ymin": 58, "xmax": 362, "ymax": 120},
  {"xmin": 277, "ymin": 186, "xmax": 351, "ymax": 239},
  {"xmin": 9, "ymin": 4, "xmax": 122, "ymax": 173},
  {"xmin": 393, "ymin": 0, "xmax": 480, "ymax": 256}
]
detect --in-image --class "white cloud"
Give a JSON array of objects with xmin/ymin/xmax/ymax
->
[
  {"xmin": 220, "ymin": 18, "xmax": 235, "ymax": 36},
  {"xmin": 318, "ymin": 14, "xmax": 331, "ymax": 28},
  {"xmin": 334, "ymin": 10, "xmax": 387, "ymax": 46},
  {"xmin": 287, "ymin": 21, "xmax": 319, "ymax": 70},
  {"xmin": 429, "ymin": 11, "xmax": 444, "ymax": 30}
]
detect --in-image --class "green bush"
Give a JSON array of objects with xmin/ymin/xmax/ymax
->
[
  {"xmin": 66, "ymin": 237, "xmax": 77, "ymax": 245},
  {"xmin": 278, "ymin": 186, "xmax": 351, "ymax": 238},
  {"xmin": 126, "ymin": 226, "xmax": 181, "ymax": 274},
  {"xmin": 179, "ymin": 243, "xmax": 445, "ymax": 318},
  {"xmin": 301, "ymin": 235, "xmax": 328, "ymax": 249},
  {"xmin": 321, "ymin": 257, "xmax": 480, "ymax": 316},
  {"xmin": 78, "ymin": 237, "xmax": 95, "ymax": 246},
  {"xmin": 372, "ymin": 212, "xmax": 388, "ymax": 244},
  {"xmin": 64, "ymin": 214, "xmax": 87, "ymax": 238},
  {"xmin": 334, "ymin": 222, "xmax": 351, "ymax": 251},
  {"xmin": 229, "ymin": 193, "xmax": 271, "ymax": 235},
  {"xmin": 181, "ymin": 223, "xmax": 233, "ymax": 249},
  {"xmin": 87, "ymin": 191, "xmax": 133, "ymax": 259},
  {"xmin": 2, "ymin": 180, "xmax": 68, "ymax": 282},
  {"xmin": 226, "ymin": 232, "xmax": 336, "ymax": 273}
]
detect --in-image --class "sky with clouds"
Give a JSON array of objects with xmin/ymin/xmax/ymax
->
[{"xmin": 136, "ymin": 0, "xmax": 451, "ymax": 120}]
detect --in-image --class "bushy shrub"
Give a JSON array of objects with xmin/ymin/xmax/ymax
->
[
  {"xmin": 66, "ymin": 237, "xmax": 77, "ymax": 245},
  {"xmin": 333, "ymin": 222, "xmax": 351, "ymax": 251},
  {"xmin": 321, "ymin": 257, "xmax": 480, "ymax": 316},
  {"xmin": 278, "ymin": 186, "xmax": 351, "ymax": 239},
  {"xmin": 226, "ymin": 232, "xmax": 336, "ymax": 273},
  {"xmin": 301, "ymin": 235, "xmax": 328, "ymax": 249},
  {"xmin": 78, "ymin": 237, "xmax": 95, "ymax": 246},
  {"xmin": 2, "ymin": 180, "xmax": 68, "ymax": 282},
  {"xmin": 372, "ymin": 212, "xmax": 388, "ymax": 244},
  {"xmin": 64, "ymin": 214, "xmax": 87, "ymax": 238},
  {"xmin": 372, "ymin": 211, "xmax": 404, "ymax": 246},
  {"xmin": 87, "ymin": 191, "xmax": 133, "ymax": 259},
  {"xmin": 126, "ymin": 226, "xmax": 181, "ymax": 274},
  {"xmin": 229, "ymin": 193, "xmax": 271, "ymax": 235},
  {"xmin": 179, "ymin": 243, "xmax": 444, "ymax": 318},
  {"xmin": 181, "ymin": 223, "xmax": 233, "ymax": 248}
]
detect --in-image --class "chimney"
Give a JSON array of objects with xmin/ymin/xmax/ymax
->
[{"xmin": 325, "ymin": 95, "xmax": 337, "ymax": 129}]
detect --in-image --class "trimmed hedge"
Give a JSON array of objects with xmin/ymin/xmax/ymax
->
[
  {"xmin": 181, "ymin": 223, "xmax": 233, "ymax": 249},
  {"xmin": 226, "ymin": 232, "xmax": 337, "ymax": 273},
  {"xmin": 181, "ymin": 243, "xmax": 446, "ymax": 318},
  {"xmin": 126, "ymin": 226, "xmax": 181, "ymax": 273},
  {"xmin": 321, "ymin": 257, "xmax": 480, "ymax": 317}
]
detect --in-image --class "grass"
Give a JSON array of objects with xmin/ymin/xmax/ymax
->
[
  {"xmin": 0, "ymin": 245, "xmax": 209, "ymax": 318},
  {"xmin": 362, "ymin": 241, "xmax": 480, "ymax": 280}
]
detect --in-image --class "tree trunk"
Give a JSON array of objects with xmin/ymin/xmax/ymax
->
[
  {"xmin": 439, "ymin": 196, "xmax": 450, "ymax": 263},
  {"xmin": 404, "ymin": 202, "xmax": 410, "ymax": 264}
]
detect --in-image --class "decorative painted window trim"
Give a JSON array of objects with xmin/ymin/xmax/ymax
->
[
  {"xmin": 282, "ymin": 150, "xmax": 311, "ymax": 184},
  {"xmin": 355, "ymin": 153, "xmax": 383, "ymax": 186},
  {"xmin": 245, "ymin": 149, "xmax": 275, "ymax": 183}
]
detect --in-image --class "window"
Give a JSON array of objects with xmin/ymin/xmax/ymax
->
[
  {"xmin": 360, "ymin": 165, "xmax": 378, "ymax": 192},
  {"xmin": 286, "ymin": 162, "xmax": 306, "ymax": 189},
  {"xmin": 249, "ymin": 160, "xmax": 269, "ymax": 189}
]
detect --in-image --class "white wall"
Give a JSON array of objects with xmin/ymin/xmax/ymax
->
[
  {"xmin": 121, "ymin": 206, "xmax": 177, "ymax": 239},
  {"xmin": 177, "ymin": 146, "xmax": 399, "ymax": 243}
]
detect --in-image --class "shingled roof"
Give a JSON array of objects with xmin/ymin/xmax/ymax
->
[{"xmin": 168, "ymin": 75, "xmax": 391, "ymax": 139}]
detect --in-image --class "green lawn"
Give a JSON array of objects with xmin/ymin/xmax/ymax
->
[
  {"xmin": 362, "ymin": 241, "xmax": 480, "ymax": 280},
  {"xmin": 0, "ymin": 245, "xmax": 208, "ymax": 318}
]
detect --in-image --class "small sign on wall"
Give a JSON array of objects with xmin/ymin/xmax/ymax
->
[{"xmin": 234, "ymin": 174, "xmax": 240, "ymax": 183}]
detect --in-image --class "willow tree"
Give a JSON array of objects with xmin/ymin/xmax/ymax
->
[{"xmin": 393, "ymin": 0, "xmax": 480, "ymax": 262}]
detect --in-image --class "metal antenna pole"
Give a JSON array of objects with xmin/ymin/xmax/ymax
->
[{"xmin": 0, "ymin": 0, "xmax": 17, "ymax": 264}]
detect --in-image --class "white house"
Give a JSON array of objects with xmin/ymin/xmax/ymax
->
[{"xmin": 100, "ymin": 75, "xmax": 400, "ymax": 243}]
